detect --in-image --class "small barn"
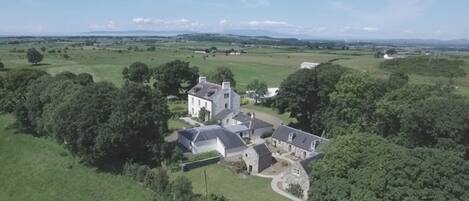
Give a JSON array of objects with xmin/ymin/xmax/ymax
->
[{"xmin": 242, "ymin": 143, "xmax": 273, "ymax": 173}]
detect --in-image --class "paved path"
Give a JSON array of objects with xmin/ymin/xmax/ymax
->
[
  {"xmin": 271, "ymin": 173, "xmax": 303, "ymax": 201},
  {"xmin": 241, "ymin": 108, "xmax": 284, "ymax": 129}
]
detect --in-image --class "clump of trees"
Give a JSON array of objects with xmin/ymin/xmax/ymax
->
[
  {"xmin": 153, "ymin": 60, "xmax": 199, "ymax": 96},
  {"xmin": 1, "ymin": 69, "xmax": 176, "ymax": 169},
  {"xmin": 246, "ymin": 79, "xmax": 268, "ymax": 104},
  {"xmin": 208, "ymin": 67, "xmax": 236, "ymax": 87},
  {"xmin": 0, "ymin": 62, "xmax": 4, "ymax": 70},
  {"xmin": 26, "ymin": 48, "xmax": 43, "ymax": 65},
  {"xmin": 275, "ymin": 63, "xmax": 349, "ymax": 132},
  {"xmin": 122, "ymin": 61, "xmax": 151, "ymax": 83},
  {"xmin": 273, "ymin": 61, "xmax": 469, "ymax": 201},
  {"xmin": 309, "ymin": 133, "xmax": 469, "ymax": 201}
]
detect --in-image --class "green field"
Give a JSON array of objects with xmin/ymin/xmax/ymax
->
[
  {"xmin": 171, "ymin": 164, "xmax": 288, "ymax": 201},
  {"xmin": 0, "ymin": 114, "xmax": 153, "ymax": 201},
  {"xmin": 2, "ymin": 41, "xmax": 469, "ymax": 94}
]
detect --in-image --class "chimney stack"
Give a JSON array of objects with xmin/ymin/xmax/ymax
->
[
  {"xmin": 199, "ymin": 76, "xmax": 207, "ymax": 84},
  {"xmin": 222, "ymin": 81, "xmax": 230, "ymax": 90}
]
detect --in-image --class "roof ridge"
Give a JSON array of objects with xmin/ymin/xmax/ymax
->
[{"xmin": 280, "ymin": 125, "xmax": 328, "ymax": 141}]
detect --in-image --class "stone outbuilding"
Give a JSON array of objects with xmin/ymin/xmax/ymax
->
[
  {"xmin": 242, "ymin": 143, "xmax": 273, "ymax": 173},
  {"xmin": 283, "ymin": 154, "xmax": 323, "ymax": 199}
]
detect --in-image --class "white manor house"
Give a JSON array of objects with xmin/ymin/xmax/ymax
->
[{"xmin": 187, "ymin": 76, "xmax": 240, "ymax": 121}]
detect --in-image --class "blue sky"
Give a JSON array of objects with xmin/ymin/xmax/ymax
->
[{"xmin": 2, "ymin": 0, "xmax": 469, "ymax": 39}]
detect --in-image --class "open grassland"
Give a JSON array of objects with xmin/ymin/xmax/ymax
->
[
  {"xmin": 0, "ymin": 114, "xmax": 153, "ymax": 201},
  {"xmin": 1, "ymin": 41, "xmax": 469, "ymax": 94},
  {"xmin": 171, "ymin": 164, "xmax": 288, "ymax": 201}
]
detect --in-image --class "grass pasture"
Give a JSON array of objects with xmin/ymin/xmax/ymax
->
[
  {"xmin": 1, "ymin": 40, "xmax": 469, "ymax": 94},
  {"xmin": 171, "ymin": 164, "xmax": 288, "ymax": 201},
  {"xmin": 0, "ymin": 114, "xmax": 153, "ymax": 201}
]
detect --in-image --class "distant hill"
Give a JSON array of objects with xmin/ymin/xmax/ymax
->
[{"xmin": 82, "ymin": 30, "xmax": 197, "ymax": 36}]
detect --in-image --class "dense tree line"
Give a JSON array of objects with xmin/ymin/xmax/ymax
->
[
  {"xmin": 1, "ymin": 69, "xmax": 175, "ymax": 169},
  {"xmin": 275, "ymin": 63, "xmax": 469, "ymax": 200},
  {"xmin": 122, "ymin": 60, "xmax": 237, "ymax": 97},
  {"xmin": 309, "ymin": 133, "xmax": 469, "ymax": 201}
]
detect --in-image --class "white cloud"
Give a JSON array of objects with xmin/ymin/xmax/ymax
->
[
  {"xmin": 240, "ymin": 0, "xmax": 270, "ymax": 7},
  {"xmin": 132, "ymin": 18, "xmax": 152, "ymax": 25},
  {"xmin": 89, "ymin": 21, "xmax": 116, "ymax": 30},
  {"xmin": 246, "ymin": 20, "xmax": 289, "ymax": 27},
  {"xmin": 362, "ymin": 27, "xmax": 379, "ymax": 32},
  {"xmin": 219, "ymin": 19, "xmax": 228, "ymax": 25},
  {"xmin": 131, "ymin": 17, "xmax": 203, "ymax": 30}
]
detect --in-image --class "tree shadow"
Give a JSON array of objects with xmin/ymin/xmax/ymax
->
[{"xmin": 32, "ymin": 63, "xmax": 51, "ymax": 66}]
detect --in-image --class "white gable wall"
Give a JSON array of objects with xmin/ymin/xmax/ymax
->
[
  {"xmin": 192, "ymin": 138, "xmax": 226, "ymax": 157},
  {"xmin": 188, "ymin": 94, "xmax": 213, "ymax": 119}
]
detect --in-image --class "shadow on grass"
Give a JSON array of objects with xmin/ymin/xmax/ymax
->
[{"xmin": 32, "ymin": 63, "xmax": 52, "ymax": 66}]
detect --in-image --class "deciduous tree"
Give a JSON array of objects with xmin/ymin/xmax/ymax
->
[
  {"xmin": 26, "ymin": 48, "xmax": 43, "ymax": 65},
  {"xmin": 208, "ymin": 66, "xmax": 236, "ymax": 87},
  {"xmin": 122, "ymin": 62, "xmax": 151, "ymax": 83},
  {"xmin": 153, "ymin": 60, "xmax": 199, "ymax": 96}
]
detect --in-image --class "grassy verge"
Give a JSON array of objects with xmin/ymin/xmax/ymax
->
[{"xmin": 0, "ymin": 114, "xmax": 153, "ymax": 201}]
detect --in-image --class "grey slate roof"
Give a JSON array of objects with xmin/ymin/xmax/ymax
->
[
  {"xmin": 214, "ymin": 109, "xmax": 233, "ymax": 120},
  {"xmin": 225, "ymin": 124, "xmax": 250, "ymax": 133},
  {"xmin": 272, "ymin": 125, "xmax": 328, "ymax": 152},
  {"xmin": 242, "ymin": 118, "xmax": 273, "ymax": 130},
  {"xmin": 179, "ymin": 125, "xmax": 246, "ymax": 149},
  {"xmin": 252, "ymin": 143, "xmax": 271, "ymax": 157},
  {"xmin": 188, "ymin": 82, "xmax": 222, "ymax": 101},
  {"xmin": 233, "ymin": 112, "xmax": 251, "ymax": 122},
  {"xmin": 233, "ymin": 112, "xmax": 273, "ymax": 130},
  {"xmin": 299, "ymin": 153, "xmax": 323, "ymax": 174}
]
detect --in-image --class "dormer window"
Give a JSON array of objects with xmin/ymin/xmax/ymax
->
[
  {"xmin": 311, "ymin": 140, "xmax": 319, "ymax": 151},
  {"xmin": 207, "ymin": 90, "xmax": 216, "ymax": 97},
  {"xmin": 288, "ymin": 132, "xmax": 296, "ymax": 142},
  {"xmin": 194, "ymin": 87, "xmax": 202, "ymax": 92}
]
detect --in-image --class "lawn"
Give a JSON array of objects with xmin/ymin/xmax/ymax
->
[
  {"xmin": 0, "ymin": 114, "xmax": 153, "ymax": 201},
  {"xmin": 171, "ymin": 164, "xmax": 288, "ymax": 201}
]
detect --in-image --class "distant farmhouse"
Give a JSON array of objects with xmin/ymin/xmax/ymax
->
[
  {"xmin": 187, "ymin": 76, "xmax": 240, "ymax": 122},
  {"xmin": 300, "ymin": 62, "xmax": 321, "ymax": 69},
  {"xmin": 383, "ymin": 54, "xmax": 395, "ymax": 60},
  {"xmin": 178, "ymin": 125, "xmax": 247, "ymax": 158}
]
